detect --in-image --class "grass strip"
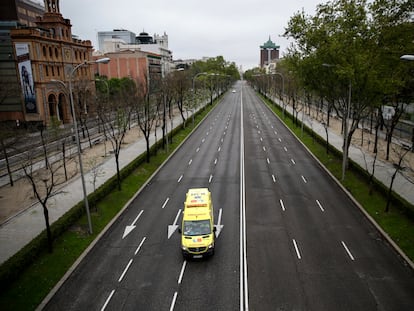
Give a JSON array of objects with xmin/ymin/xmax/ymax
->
[
  {"xmin": 261, "ymin": 95, "xmax": 414, "ymax": 262},
  {"xmin": 0, "ymin": 102, "xmax": 215, "ymax": 311}
]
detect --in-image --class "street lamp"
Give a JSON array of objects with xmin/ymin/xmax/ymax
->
[
  {"xmin": 400, "ymin": 55, "xmax": 414, "ymax": 61},
  {"xmin": 57, "ymin": 57, "xmax": 110, "ymax": 234}
]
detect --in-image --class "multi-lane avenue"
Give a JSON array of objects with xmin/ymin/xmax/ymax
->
[{"xmin": 43, "ymin": 81, "xmax": 414, "ymax": 310}]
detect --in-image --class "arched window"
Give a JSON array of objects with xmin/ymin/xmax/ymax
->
[{"xmin": 48, "ymin": 94, "xmax": 57, "ymax": 117}]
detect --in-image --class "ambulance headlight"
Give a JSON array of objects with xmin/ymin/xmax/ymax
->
[{"xmin": 208, "ymin": 242, "xmax": 214, "ymax": 249}]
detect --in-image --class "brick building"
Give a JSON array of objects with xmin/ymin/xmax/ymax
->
[
  {"xmin": 1, "ymin": 0, "xmax": 103, "ymax": 126},
  {"xmin": 94, "ymin": 50, "xmax": 162, "ymax": 93},
  {"xmin": 260, "ymin": 36, "xmax": 280, "ymax": 68}
]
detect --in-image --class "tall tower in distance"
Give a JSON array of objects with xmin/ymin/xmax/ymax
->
[{"xmin": 260, "ymin": 36, "xmax": 280, "ymax": 67}]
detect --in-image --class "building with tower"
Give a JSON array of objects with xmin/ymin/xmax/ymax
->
[
  {"xmin": 260, "ymin": 36, "xmax": 280, "ymax": 69},
  {"xmin": 0, "ymin": 0, "xmax": 102, "ymax": 126}
]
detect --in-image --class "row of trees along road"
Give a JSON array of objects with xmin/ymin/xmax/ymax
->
[
  {"xmin": 2, "ymin": 56, "xmax": 239, "ymax": 251},
  {"xmin": 246, "ymin": 0, "xmax": 414, "ymax": 212}
]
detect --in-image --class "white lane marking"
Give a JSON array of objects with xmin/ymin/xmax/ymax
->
[
  {"xmin": 291, "ymin": 159, "xmax": 296, "ymax": 165},
  {"xmin": 196, "ymin": 147, "xmax": 200, "ymax": 153},
  {"xmin": 260, "ymin": 137, "xmax": 263, "ymax": 142},
  {"xmin": 293, "ymin": 239, "xmax": 302, "ymax": 259},
  {"xmin": 301, "ymin": 175, "xmax": 307, "ymax": 183},
  {"xmin": 267, "ymin": 158, "xmax": 270, "ymax": 164},
  {"xmin": 162, "ymin": 197, "xmax": 170, "ymax": 209},
  {"xmin": 342, "ymin": 241, "xmax": 355, "ymax": 261},
  {"xmin": 118, "ymin": 259, "xmax": 133, "ymax": 282},
  {"xmin": 284, "ymin": 146, "xmax": 288, "ymax": 152},
  {"xmin": 240, "ymin": 86, "xmax": 249, "ymax": 311},
  {"xmin": 274, "ymin": 131, "xmax": 277, "ymax": 135},
  {"xmin": 218, "ymin": 146, "xmax": 221, "ymax": 152},
  {"xmin": 272, "ymin": 174, "xmax": 276, "ymax": 183},
  {"xmin": 101, "ymin": 289, "xmax": 115, "ymax": 311},
  {"xmin": 224, "ymin": 131, "xmax": 226, "ymax": 136},
  {"xmin": 177, "ymin": 175, "xmax": 183, "ymax": 183},
  {"xmin": 278, "ymin": 138, "xmax": 282, "ymax": 142},
  {"xmin": 188, "ymin": 159, "xmax": 192, "ymax": 166},
  {"xmin": 202, "ymin": 138, "xmax": 205, "ymax": 143},
  {"xmin": 178, "ymin": 261, "xmax": 187, "ymax": 284},
  {"xmin": 169, "ymin": 292, "xmax": 178, "ymax": 311},
  {"xmin": 221, "ymin": 138, "xmax": 224, "ymax": 143},
  {"xmin": 209, "ymin": 174, "xmax": 213, "ymax": 183},
  {"xmin": 214, "ymin": 158, "xmax": 218, "ymax": 165},
  {"xmin": 279, "ymin": 199, "xmax": 286, "ymax": 211},
  {"xmin": 316, "ymin": 200, "xmax": 325, "ymax": 212},
  {"xmin": 135, "ymin": 237, "xmax": 146, "ymax": 255},
  {"xmin": 263, "ymin": 146, "xmax": 266, "ymax": 151}
]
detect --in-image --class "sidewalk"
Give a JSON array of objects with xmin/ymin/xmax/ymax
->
[
  {"xmin": 1, "ymin": 91, "xmax": 413, "ymax": 265},
  {"xmin": 271, "ymin": 96, "xmax": 414, "ymax": 205},
  {"xmin": 0, "ymin": 112, "xmax": 187, "ymax": 265}
]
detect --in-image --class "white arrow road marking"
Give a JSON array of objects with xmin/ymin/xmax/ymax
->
[
  {"xmin": 215, "ymin": 208, "xmax": 224, "ymax": 238},
  {"xmin": 122, "ymin": 210, "xmax": 144, "ymax": 239},
  {"xmin": 168, "ymin": 209, "xmax": 182, "ymax": 239}
]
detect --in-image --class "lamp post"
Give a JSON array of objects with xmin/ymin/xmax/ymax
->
[
  {"xmin": 59, "ymin": 57, "xmax": 110, "ymax": 234},
  {"xmin": 400, "ymin": 55, "xmax": 414, "ymax": 61}
]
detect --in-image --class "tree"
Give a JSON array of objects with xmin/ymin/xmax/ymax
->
[
  {"xmin": 20, "ymin": 126, "xmax": 77, "ymax": 252},
  {"xmin": 96, "ymin": 77, "xmax": 133, "ymax": 190}
]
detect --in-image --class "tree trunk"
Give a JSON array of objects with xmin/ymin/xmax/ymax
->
[
  {"xmin": 115, "ymin": 152, "xmax": 121, "ymax": 191},
  {"xmin": 42, "ymin": 204, "xmax": 53, "ymax": 253},
  {"xmin": 1, "ymin": 140, "xmax": 13, "ymax": 186}
]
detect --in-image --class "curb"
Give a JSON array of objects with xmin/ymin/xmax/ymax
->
[
  {"xmin": 261, "ymin": 96, "xmax": 414, "ymax": 271},
  {"xmin": 36, "ymin": 97, "xmax": 221, "ymax": 310}
]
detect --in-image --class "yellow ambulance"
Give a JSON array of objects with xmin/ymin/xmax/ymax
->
[{"xmin": 179, "ymin": 188, "xmax": 215, "ymax": 259}]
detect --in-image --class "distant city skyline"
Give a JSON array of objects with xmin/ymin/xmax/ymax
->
[{"xmin": 58, "ymin": 0, "xmax": 323, "ymax": 70}]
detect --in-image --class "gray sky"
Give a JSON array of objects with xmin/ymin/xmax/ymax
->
[{"xmin": 57, "ymin": 0, "xmax": 323, "ymax": 70}]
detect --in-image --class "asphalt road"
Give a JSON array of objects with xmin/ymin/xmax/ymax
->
[{"xmin": 43, "ymin": 81, "xmax": 414, "ymax": 311}]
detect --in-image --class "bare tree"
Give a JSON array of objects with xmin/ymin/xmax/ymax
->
[
  {"xmin": 385, "ymin": 142, "xmax": 412, "ymax": 213},
  {"xmin": 96, "ymin": 78, "xmax": 133, "ymax": 191},
  {"xmin": 134, "ymin": 74, "xmax": 159, "ymax": 163},
  {"xmin": 86, "ymin": 156, "xmax": 105, "ymax": 194},
  {"xmin": 20, "ymin": 132, "xmax": 77, "ymax": 252}
]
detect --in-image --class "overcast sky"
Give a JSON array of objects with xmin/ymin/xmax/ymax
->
[{"xmin": 55, "ymin": 0, "xmax": 323, "ymax": 70}]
